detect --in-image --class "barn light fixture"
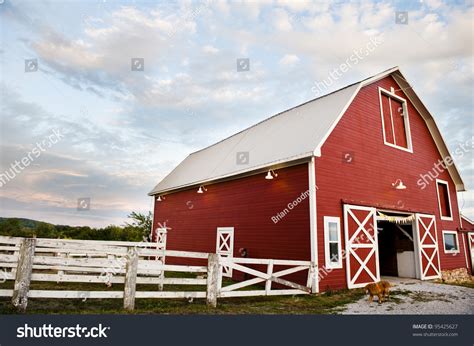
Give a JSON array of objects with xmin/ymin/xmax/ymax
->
[
  {"xmin": 392, "ymin": 179, "xmax": 406, "ymax": 190},
  {"xmin": 157, "ymin": 196, "xmax": 163, "ymax": 202},
  {"xmin": 265, "ymin": 170, "xmax": 278, "ymax": 180},
  {"xmin": 197, "ymin": 186, "xmax": 207, "ymax": 194}
]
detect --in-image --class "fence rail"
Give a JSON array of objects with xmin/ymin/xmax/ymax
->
[{"xmin": 0, "ymin": 236, "xmax": 316, "ymax": 311}]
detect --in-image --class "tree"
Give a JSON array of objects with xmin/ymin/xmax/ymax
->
[
  {"xmin": 0, "ymin": 219, "xmax": 23, "ymax": 236},
  {"xmin": 124, "ymin": 211, "xmax": 152, "ymax": 241}
]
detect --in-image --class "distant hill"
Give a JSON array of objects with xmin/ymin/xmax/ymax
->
[
  {"xmin": 0, "ymin": 217, "xmax": 48, "ymax": 229},
  {"xmin": 0, "ymin": 216, "xmax": 149, "ymax": 242}
]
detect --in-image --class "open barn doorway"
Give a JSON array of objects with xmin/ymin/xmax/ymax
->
[{"xmin": 376, "ymin": 211, "xmax": 419, "ymax": 279}]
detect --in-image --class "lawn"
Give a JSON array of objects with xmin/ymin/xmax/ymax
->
[{"xmin": 0, "ymin": 280, "xmax": 365, "ymax": 314}]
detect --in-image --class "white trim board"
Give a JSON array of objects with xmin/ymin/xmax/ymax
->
[
  {"xmin": 461, "ymin": 232, "xmax": 469, "ymax": 269},
  {"xmin": 307, "ymin": 157, "xmax": 319, "ymax": 293}
]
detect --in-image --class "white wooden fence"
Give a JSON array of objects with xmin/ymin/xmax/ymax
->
[{"xmin": 0, "ymin": 236, "xmax": 316, "ymax": 311}]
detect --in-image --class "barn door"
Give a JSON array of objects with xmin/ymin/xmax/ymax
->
[
  {"xmin": 414, "ymin": 214, "xmax": 441, "ymax": 280},
  {"xmin": 344, "ymin": 205, "xmax": 380, "ymax": 289},
  {"xmin": 216, "ymin": 227, "xmax": 234, "ymax": 277},
  {"xmin": 468, "ymin": 233, "xmax": 474, "ymax": 274}
]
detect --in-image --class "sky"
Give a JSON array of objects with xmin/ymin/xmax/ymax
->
[{"xmin": 0, "ymin": 0, "xmax": 472, "ymax": 227}]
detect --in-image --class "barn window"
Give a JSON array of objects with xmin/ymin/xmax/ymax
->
[
  {"xmin": 324, "ymin": 216, "xmax": 342, "ymax": 269},
  {"xmin": 379, "ymin": 87, "xmax": 412, "ymax": 152},
  {"xmin": 442, "ymin": 231, "xmax": 459, "ymax": 254},
  {"xmin": 436, "ymin": 179, "xmax": 452, "ymax": 220}
]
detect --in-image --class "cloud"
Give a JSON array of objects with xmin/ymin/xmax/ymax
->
[
  {"xmin": 1, "ymin": 0, "xmax": 473, "ymax": 225},
  {"xmin": 202, "ymin": 44, "xmax": 219, "ymax": 54},
  {"xmin": 272, "ymin": 8, "xmax": 293, "ymax": 31},
  {"xmin": 279, "ymin": 54, "xmax": 300, "ymax": 67}
]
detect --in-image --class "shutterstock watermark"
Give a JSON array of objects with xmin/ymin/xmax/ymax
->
[
  {"xmin": 17, "ymin": 323, "xmax": 110, "ymax": 338},
  {"xmin": 417, "ymin": 137, "xmax": 473, "ymax": 189},
  {"xmin": 311, "ymin": 34, "xmax": 384, "ymax": 96},
  {"xmin": 0, "ymin": 129, "xmax": 64, "ymax": 188}
]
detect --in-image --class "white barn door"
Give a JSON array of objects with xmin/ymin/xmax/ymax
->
[
  {"xmin": 216, "ymin": 227, "xmax": 234, "ymax": 277},
  {"xmin": 344, "ymin": 205, "xmax": 380, "ymax": 289},
  {"xmin": 414, "ymin": 214, "xmax": 441, "ymax": 280}
]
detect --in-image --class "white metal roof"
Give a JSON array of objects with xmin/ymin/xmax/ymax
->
[{"xmin": 149, "ymin": 67, "xmax": 465, "ymax": 195}]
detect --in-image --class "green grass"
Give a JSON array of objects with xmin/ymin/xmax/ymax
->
[
  {"xmin": 384, "ymin": 290, "xmax": 407, "ymax": 304},
  {"xmin": 0, "ymin": 279, "xmax": 365, "ymax": 315}
]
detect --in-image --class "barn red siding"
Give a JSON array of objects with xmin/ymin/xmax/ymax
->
[
  {"xmin": 315, "ymin": 75, "xmax": 466, "ymax": 291},
  {"xmin": 153, "ymin": 164, "xmax": 311, "ymax": 268}
]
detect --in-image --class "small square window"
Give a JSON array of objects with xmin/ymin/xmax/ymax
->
[{"xmin": 442, "ymin": 231, "xmax": 459, "ymax": 254}]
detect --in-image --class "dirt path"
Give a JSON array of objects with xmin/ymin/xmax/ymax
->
[{"xmin": 338, "ymin": 277, "xmax": 474, "ymax": 315}]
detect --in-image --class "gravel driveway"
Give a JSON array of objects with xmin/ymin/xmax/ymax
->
[{"xmin": 339, "ymin": 277, "xmax": 474, "ymax": 314}]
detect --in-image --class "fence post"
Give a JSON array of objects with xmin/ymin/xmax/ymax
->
[
  {"xmin": 265, "ymin": 260, "xmax": 274, "ymax": 295},
  {"xmin": 12, "ymin": 238, "xmax": 36, "ymax": 312},
  {"xmin": 310, "ymin": 262, "xmax": 318, "ymax": 294},
  {"xmin": 206, "ymin": 253, "xmax": 219, "ymax": 308},
  {"xmin": 123, "ymin": 247, "xmax": 138, "ymax": 311}
]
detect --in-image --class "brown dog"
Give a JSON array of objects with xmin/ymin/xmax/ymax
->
[{"xmin": 365, "ymin": 280, "xmax": 391, "ymax": 304}]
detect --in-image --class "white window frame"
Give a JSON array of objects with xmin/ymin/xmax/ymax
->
[
  {"xmin": 378, "ymin": 87, "xmax": 413, "ymax": 153},
  {"xmin": 324, "ymin": 216, "xmax": 342, "ymax": 269},
  {"xmin": 436, "ymin": 179, "xmax": 453, "ymax": 221},
  {"xmin": 442, "ymin": 230, "xmax": 459, "ymax": 254}
]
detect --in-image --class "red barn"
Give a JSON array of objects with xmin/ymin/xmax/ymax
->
[{"xmin": 149, "ymin": 67, "xmax": 470, "ymax": 292}]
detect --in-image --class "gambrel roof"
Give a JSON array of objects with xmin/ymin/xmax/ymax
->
[{"xmin": 149, "ymin": 67, "xmax": 465, "ymax": 195}]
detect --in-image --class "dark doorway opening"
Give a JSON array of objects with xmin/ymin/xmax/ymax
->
[{"xmin": 378, "ymin": 219, "xmax": 416, "ymax": 278}]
